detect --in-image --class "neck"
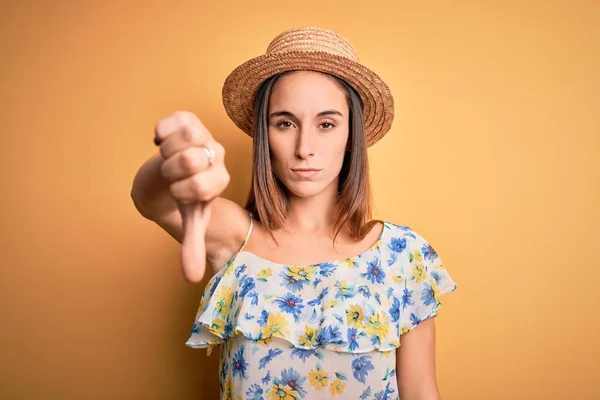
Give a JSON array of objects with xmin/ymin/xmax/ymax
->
[{"xmin": 283, "ymin": 181, "xmax": 340, "ymax": 236}]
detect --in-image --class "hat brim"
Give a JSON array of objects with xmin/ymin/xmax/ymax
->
[{"xmin": 222, "ymin": 50, "xmax": 394, "ymax": 147}]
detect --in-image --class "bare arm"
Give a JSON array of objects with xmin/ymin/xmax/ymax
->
[
  {"xmin": 130, "ymin": 111, "xmax": 248, "ymax": 280},
  {"xmin": 396, "ymin": 317, "xmax": 441, "ymax": 400},
  {"xmin": 131, "ymin": 152, "xmax": 178, "ymax": 221}
]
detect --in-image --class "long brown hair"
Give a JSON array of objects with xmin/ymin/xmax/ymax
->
[{"xmin": 244, "ymin": 71, "xmax": 381, "ymax": 248}]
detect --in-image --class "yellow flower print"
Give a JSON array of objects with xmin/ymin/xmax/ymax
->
[
  {"xmin": 256, "ymin": 337, "xmax": 273, "ymax": 347},
  {"xmin": 335, "ymin": 280, "xmax": 357, "ymax": 298},
  {"xmin": 224, "ymin": 378, "xmax": 233, "ymax": 400},
  {"xmin": 329, "ymin": 378, "xmax": 346, "ymax": 396},
  {"xmin": 267, "ymin": 383, "xmax": 299, "ymax": 400},
  {"xmin": 340, "ymin": 258, "xmax": 358, "ymax": 269},
  {"xmin": 209, "ymin": 318, "xmax": 225, "ymax": 335},
  {"xmin": 365, "ymin": 312, "xmax": 390, "ymax": 339},
  {"xmin": 412, "ymin": 263, "xmax": 427, "ymax": 283},
  {"xmin": 345, "ymin": 304, "xmax": 365, "ymax": 328},
  {"xmin": 411, "ymin": 249, "xmax": 423, "ymax": 263},
  {"xmin": 288, "ymin": 265, "xmax": 315, "ymax": 282},
  {"xmin": 215, "ymin": 285, "xmax": 234, "ymax": 315},
  {"xmin": 325, "ymin": 299, "xmax": 338, "ymax": 309},
  {"xmin": 262, "ymin": 312, "xmax": 290, "ymax": 338},
  {"xmin": 400, "ymin": 325, "xmax": 410, "ymax": 335},
  {"xmin": 308, "ymin": 367, "xmax": 329, "ymax": 390},
  {"xmin": 429, "ymin": 277, "xmax": 440, "ymax": 297},
  {"xmin": 222, "ymin": 262, "xmax": 234, "ymax": 277},
  {"xmin": 257, "ymin": 267, "xmax": 272, "ymax": 280},
  {"xmin": 298, "ymin": 325, "xmax": 317, "ymax": 347},
  {"xmin": 391, "ymin": 274, "xmax": 404, "ymax": 284}
]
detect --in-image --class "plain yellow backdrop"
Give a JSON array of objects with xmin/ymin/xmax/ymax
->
[{"xmin": 1, "ymin": 0, "xmax": 599, "ymax": 399}]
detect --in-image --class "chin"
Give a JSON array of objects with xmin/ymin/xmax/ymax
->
[{"xmin": 283, "ymin": 181, "xmax": 328, "ymax": 199}]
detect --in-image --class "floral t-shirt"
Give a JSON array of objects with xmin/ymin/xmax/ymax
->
[{"xmin": 186, "ymin": 214, "xmax": 457, "ymax": 400}]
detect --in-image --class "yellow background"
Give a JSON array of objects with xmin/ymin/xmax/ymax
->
[{"xmin": 2, "ymin": 0, "xmax": 599, "ymax": 399}]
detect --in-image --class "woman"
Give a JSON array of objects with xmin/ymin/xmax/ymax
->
[{"xmin": 131, "ymin": 26, "xmax": 457, "ymax": 400}]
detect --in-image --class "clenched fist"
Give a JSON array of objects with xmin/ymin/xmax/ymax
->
[{"xmin": 154, "ymin": 110, "xmax": 230, "ymax": 282}]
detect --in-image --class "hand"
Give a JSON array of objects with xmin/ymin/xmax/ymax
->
[{"xmin": 154, "ymin": 111, "xmax": 230, "ymax": 282}]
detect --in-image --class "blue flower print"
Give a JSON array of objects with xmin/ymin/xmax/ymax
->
[
  {"xmin": 421, "ymin": 282, "xmax": 438, "ymax": 307},
  {"xmin": 358, "ymin": 285, "xmax": 372, "ymax": 298},
  {"xmin": 277, "ymin": 367, "xmax": 307, "ymax": 398},
  {"xmin": 259, "ymin": 348, "xmax": 283, "ymax": 369},
  {"xmin": 388, "ymin": 237, "xmax": 407, "ymax": 253},
  {"xmin": 232, "ymin": 345, "xmax": 248, "ymax": 379},
  {"xmin": 352, "ymin": 356, "xmax": 374, "ymax": 384},
  {"xmin": 316, "ymin": 262, "xmax": 336, "ymax": 277},
  {"xmin": 261, "ymin": 371, "xmax": 271, "ymax": 385},
  {"xmin": 208, "ymin": 276, "xmax": 221, "ymax": 296},
  {"xmin": 240, "ymin": 277, "xmax": 256, "ymax": 298},
  {"xmin": 386, "ymin": 251, "xmax": 398, "ymax": 266},
  {"xmin": 360, "ymin": 386, "xmax": 372, "ymax": 399},
  {"xmin": 248, "ymin": 292, "xmax": 259, "ymax": 306},
  {"xmin": 422, "ymin": 243, "xmax": 438, "ymax": 262},
  {"xmin": 257, "ymin": 310, "xmax": 269, "ymax": 327},
  {"xmin": 308, "ymin": 287, "xmax": 329, "ymax": 306},
  {"xmin": 316, "ymin": 325, "xmax": 345, "ymax": 346},
  {"xmin": 401, "ymin": 287, "xmax": 414, "ymax": 310},
  {"xmin": 235, "ymin": 264, "xmax": 248, "ymax": 279},
  {"xmin": 347, "ymin": 327, "xmax": 359, "ymax": 351},
  {"xmin": 431, "ymin": 270, "xmax": 442, "ymax": 286},
  {"xmin": 290, "ymin": 347, "xmax": 321, "ymax": 362},
  {"xmin": 224, "ymin": 320, "xmax": 234, "ymax": 337},
  {"xmin": 220, "ymin": 358, "xmax": 228, "ymax": 380},
  {"xmin": 389, "ymin": 297, "xmax": 400, "ymax": 322},
  {"xmin": 410, "ymin": 312, "xmax": 422, "ymax": 326},
  {"xmin": 374, "ymin": 382, "xmax": 396, "ymax": 400},
  {"xmin": 362, "ymin": 258, "xmax": 386, "ymax": 284},
  {"xmin": 245, "ymin": 383, "xmax": 264, "ymax": 400},
  {"xmin": 335, "ymin": 280, "xmax": 357, "ymax": 299},
  {"xmin": 274, "ymin": 293, "xmax": 304, "ymax": 318},
  {"xmin": 279, "ymin": 270, "xmax": 306, "ymax": 292}
]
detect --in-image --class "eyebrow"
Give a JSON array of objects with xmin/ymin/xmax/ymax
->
[{"xmin": 268, "ymin": 110, "xmax": 344, "ymax": 119}]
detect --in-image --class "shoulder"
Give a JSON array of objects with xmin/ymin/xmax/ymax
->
[
  {"xmin": 205, "ymin": 197, "xmax": 252, "ymax": 275},
  {"xmin": 381, "ymin": 221, "xmax": 444, "ymax": 262}
]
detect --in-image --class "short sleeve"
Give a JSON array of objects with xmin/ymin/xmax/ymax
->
[{"xmin": 398, "ymin": 228, "xmax": 457, "ymax": 335}]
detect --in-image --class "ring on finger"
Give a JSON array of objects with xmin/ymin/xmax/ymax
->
[{"xmin": 200, "ymin": 145, "xmax": 215, "ymax": 167}]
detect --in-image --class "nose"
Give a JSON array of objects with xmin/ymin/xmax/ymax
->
[{"xmin": 295, "ymin": 128, "xmax": 316, "ymax": 159}]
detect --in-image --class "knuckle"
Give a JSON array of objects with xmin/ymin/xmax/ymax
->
[
  {"xmin": 181, "ymin": 124, "xmax": 200, "ymax": 144},
  {"xmin": 159, "ymin": 160, "xmax": 171, "ymax": 180},
  {"xmin": 192, "ymin": 176, "xmax": 205, "ymax": 197},
  {"xmin": 154, "ymin": 119, "xmax": 167, "ymax": 139},
  {"xmin": 221, "ymin": 168, "xmax": 231, "ymax": 186},
  {"xmin": 169, "ymin": 182, "xmax": 185, "ymax": 203},
  {"xmin": 173, "ymin": 110, "xmax": 191, "ymax": 126},
  {"xmin": 179, "ymin": 150, "xmax": 198, "ymax": 172},
  {"xmin": 195, "ymin": 175, "xmax": 215, "ymax": 202},
  {"xmin": 213, "ymin": 142, "xmax": 225, "ymax": 158}
]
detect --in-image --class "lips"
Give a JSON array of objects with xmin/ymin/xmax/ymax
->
[{"xmin": 292, "ymin": 168, "xmax": 321, "ymax": 178}]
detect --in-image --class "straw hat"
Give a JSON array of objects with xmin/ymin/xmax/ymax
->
[{"xmin": 222, "ymin": 26, "xmax": 394, "ymax": 147}]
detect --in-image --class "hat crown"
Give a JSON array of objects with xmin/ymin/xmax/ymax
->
[{"xmin": 266, "ymin": 26, "xmax": 359, "ymax": 62}]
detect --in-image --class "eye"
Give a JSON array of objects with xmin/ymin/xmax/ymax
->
[
  {"xmin": 275, "ymin": 120, "xmax": 294, "ymax": 129},
  {"xmin": 320, "ymin": 121, "xmax": 336, "ymax": 130}
]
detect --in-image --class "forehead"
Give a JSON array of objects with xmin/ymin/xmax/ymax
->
[{"xmin": 268, "ymin": 71, "xmax": 348, "ymax": 113}]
